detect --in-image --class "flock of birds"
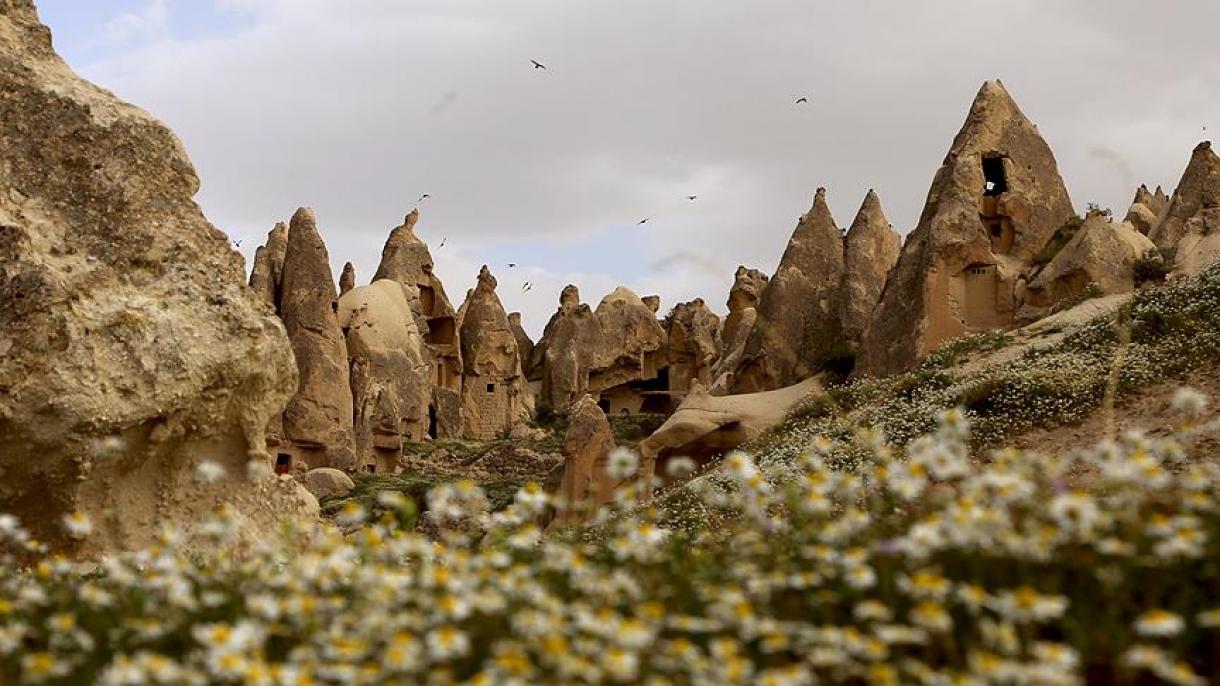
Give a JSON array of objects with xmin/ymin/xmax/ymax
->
[{"xmin": 233, "ymin": 58, "xmax": 816, "ymax": 296}]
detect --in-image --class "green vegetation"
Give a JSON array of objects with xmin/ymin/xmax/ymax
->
[
  {"xmin": 1049, "ymin": 282, "xmax": 1104, "ymax": 315},
  {"xmin": 1031, "ymin": 213, "xmax": 1084, "ymax": 268}
]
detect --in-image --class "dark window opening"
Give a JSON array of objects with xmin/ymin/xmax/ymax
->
[
  {"xmin": 982, "ymin": 156, "xmax": 1007, "ymax": 196},
  {"xmin": 428, "ymin": 404, "xmax": 438, "ymax": 439},
  {"xmin": 364, "ymin": 464, "xmax": 376, "ymax": 473},
  {"xmin": 330, "ymin": 300, "xmax": 339, "ymax": 314},
  {"xmin": 486, "ymin": 383, "xmax": 495, "ymax": 393},
  {"xmin": 597, "ymin": 398, "xmax": 610, "ymax": 414},
  {"xmin": 987, "ymin": 219, "xmax": 1004, "ymax": 238},
  {"xmin": 274, "ymin": 453, "xmax": 292, "ymax": 475}
]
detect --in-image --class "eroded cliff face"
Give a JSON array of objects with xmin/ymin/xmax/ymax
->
[
  {"xmin": 0, "ymin": 0, "xmax": 314, "ymax": 556},
  {"xmin": 858, "ymin": 80, "xmax": 1074, "ymax": 377}
]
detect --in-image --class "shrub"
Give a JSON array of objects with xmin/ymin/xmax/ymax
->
[{"xmin": 1133, "ymin": 248, "xmax": 1172, "ymax": 287}]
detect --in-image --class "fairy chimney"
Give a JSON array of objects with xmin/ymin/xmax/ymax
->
[
  {"xmin": 732, "ymin": 187, "xmax": 845, "ymax": 392},
  {"xmin": 536, "ymin": 285, "xmax": 603, "ymax": 411},
  {"xmin": 710, "ymin": 266, "xmax": 769, "ymax": 393},
  {"xmin": 248, "ymin": 222, "xmax": 288, "ymax": 310},
  {"xmin": 339, "ymin": 261, "xmax": 357, "ymax": 296},
  {"xmin": 278, "ymin": 208, "xmax": 357, "ymax": 470},
  {"xmin": 1148, "ymin": 142, "xmax": 1220, "ymax": 275},
  {"xmin": 508, "ymin": 312, "xmax": 535, "ymax": 375},
  {"xmin": 858, "ymin": 80, "xmax": 1075, "ymax": 377},
  {"xmin": 663, "ymin": 299, "xmax": 722, "ymax": 404},
  {"xmin": 548, "ymin": 395, "xmax": 618, "ymax": 529},
  {"xmin": 458, "ymin": 267, "xmax": 531, "ymax": 439},
  {"xmin": 840, "ymin": 190, "xmax": 901, "ymax": 346},
  {"xmin": 588, "ymin": 286, "xmax": 669, "ymax": 414}
]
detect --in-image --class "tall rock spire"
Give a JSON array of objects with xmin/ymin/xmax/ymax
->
[
  {"xmin": 840, "ymin": 190, "xmax": 901, "ymax": 346},
  {"xmin": 1148, "ymin": 142, "xmax": 1220, "ymax": 273},
  {"xmin": 279, "ymin": 208, "xmax": 356, "ymax": 468},
  {"xmin": 248, "ymin": 222, "xmax": 288, "ymax": 311},
  {"xmin": 732, "ymin": 187, "xmax": 845, "ymax": 392},
  {"xmin": 339, "ymin": 261, "xmax": 356, "ymax": 295},
  {"xmin": 857, "ymin": 80, "xmax": 1074, "ymax": 377},
  {"xmin": 458, "ymin": 267, "xmax": 530, "ymax": 438}
]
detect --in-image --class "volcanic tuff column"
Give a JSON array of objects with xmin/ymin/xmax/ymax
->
[
  {"xmin": 857, "ymin": 80, "xmax": 1074, "ymax": 377},
  {"xmin": 339, "ymin": 261, "xmax": 357, "ymax": 295},
  {"xmin": 1148, "ymin": 142, "xmax": 1220, "ymax": 275},
  {"xmin": 710, "ymin": 266, "xmax": 768, "ymax": 393},
  {"xmin": 458, "ymin": 267, "xmax": 531, "ymax": 439},
  {"xmin": 0, "ymin": 0, "xmax": 311, "ymax": 554},
  {"xmin": 248, "ymin": 222, "xmax": 288, "ymax": 311},
  {"xmin": 839, "ymin": 190, "xmax": 901, "ymax": 347},
  {"xmin": 279, "ymin": 208, "xmax": 357, "ymax": 469},
  {"xmin": 732, "ymin": 187, "xmax": 845, "ymax": 393},
  {"xmin": 663, "ymin": 299, "xmax": 722, "ymax": 400},
  {"xmin": 508, "ymin": 312, "xmax": 535, "ymax": 375},
  {"xmin": 537, "ymin": 285, "xmax": 602, "ymax": 411}
]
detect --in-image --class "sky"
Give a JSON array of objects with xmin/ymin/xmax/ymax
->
[{"xmin": 35, "ymin": 0, "xmax": 1220, "ymax": 337}]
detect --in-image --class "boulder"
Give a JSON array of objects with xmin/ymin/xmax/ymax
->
[
  {"xmin": 0, "ymin": 1, "xmax": 311, "ymax": 555},
  {"xmin": 339, "ymin": 261, "xmax": 356, "ymax": 296},
  {"xmin": 637, "ymin": 377, "xmax": 822, "ymax": 487},
  {"xmin": 458, "ymin": 267, "xmax": 531, "ymax": 439},
  {"xmin": 1148, "ymin": 142, "xmax": 1220, "ymax": 276},
  {"xmin": 278, "ymin": 208, "xmax": 356, "ymax": 469},
  {"xmin": 1021, "ymin": 211, "xmax": 1156, "ymax": 315},
  {"xmin": 710, "ymin": 266, "xmax": 768, "ymax": 393},
  {"xmin": 296, "ymin": 468, "xmax": 355, "ymax": 501},
  {"xmin": 663, "ymin": 299, "xmax": 721, "ymax": 402},
  {"xmin": 858, "ymin": 80, "xmax": 1075, "ymax": 377},
  {"xmin": 548, "ymin": 396, "xmax": 618, "ymax": 528},
  {"xmin": 732, "ymin": 187, "xmax": 845, "ymax": 392},
  {"xmin": 840, "ymin": 190, "xmax": 901, "ymax": 346},
  {"xmin": 338, "ymin": 280, "xmax": 431, "ymax": 473}
]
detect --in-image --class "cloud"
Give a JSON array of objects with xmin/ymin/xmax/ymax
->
[
  {"xmin": 52, "ymin": 0, "xmax": 1220, "ymax": 336},
  {"xmin": 98, "ymin": 0, "xmax": 168, "ymax": 47}
]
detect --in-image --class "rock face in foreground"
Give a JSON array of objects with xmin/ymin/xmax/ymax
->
[
  {"xmin": 458, "ymin": 267, "xmax": 530, "ymax": 439},
  {"xmin": 0, "ymin": 1, "xmax": 313, "ymax": 555},
  {"xmin": 858, "ymin": 80, "xmax": 1075, "ymax": 377},
  {"xmin": 733, "ymin": 188, "xmax": 845, "ymax": 393},
  {"xmin": 1150, "ymin": 142, "xmax": 1220, "ymax": 276}
]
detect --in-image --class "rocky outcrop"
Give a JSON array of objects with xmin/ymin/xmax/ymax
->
[
  {"xmin": 0, "ymin": 1, "xmax": 313, "ymax": 555},
  {"xmin": 339, "ymin": 261, "xmax": 356, "ymax": 296},
  {"xmin": 338, "ymin": 279, "xmax": 431, "ymax": 473},
  {"xmin": 663, "ymin": 299, "xmax": 721, "ymax": 402},
  {"xmin": 548, "ymin": 396, "xmax": 618, "ymax": 528},
  {"xmin": 249, "ymin": 222, "xmax": 288, "ymax": 310},
  {"xmin": 536, "ymin": 285, "xmax": 602, "ymax": 411},
  {"xmin": 858, "ymin": 80, "xmax": 1075, "ymax": 377},
  {"xmin": 1149, "ymin": 142, "xmax": 1220, "ymax": 276},
  {"xmin": 1124, "ymin": 201, "xmax": 1159, "ymax": 236},
  {"xmin": 711, "ymin": 266, "xmax": 768, "ymax": 393},
  {"xmin": 588, "ymin": 286, "xmax": 668, "ymax": 409},
  {"xmin": 373, "ymin": 209, "xmax": 462, "ymax": 436},
  {"xmin": 642, "ymin": 295, "xmax": 661, "ymax": 314},
  {"xmin": 458, "ymin": 267, "xmax": 531, "ymax": 439},
  {"xmin": 1021, "ymin": 211, "xmax": 1156, "ymax": 315},
  {"xmin": 278, "ymin": 208, "xmax": 356, "ymax": 470},
  {"xmin": 296, "ymin": 468, "xmax": 355, "ymax": 501},
  {"xmin": 638, "ymin": 377, "xmax": 822, "ymax": 488},
  {"xmin": 840, "ymin": 190, "xmax": 901, "ymax": 346},
  {"xmin": 508, "ymin": 312, "xmax": 535, "ymax": 376},
  {"xmin": 732, "ymin": 188, "xmax": 845, "ymax": 393}
]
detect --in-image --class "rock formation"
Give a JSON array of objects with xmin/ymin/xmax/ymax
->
[
  {"xmin": 248, "ymin": 222, "xmax": 287, "ymax": 310},
  {"xmin": 535, "ymin": 285, "xmax": 602, "ymax": 411},
  {"xmin": 839, "ymin": 190, "xmax": 902, "ymax": 347},
  {"xmin": 458, "ymin": 267, "xmax": 531, "ymax": 439},
  {"xmin": 297, "ymin": 468, "xmax": 356, "ymax": 501},
  {"xmin": 588, "ymin": 287, "xmax": 669, "ymax": 414},
  {"xmin": 1124, "ymin": 200, "xmax": 1159, "ymax": 237},
  {"xmin": 508, "ymin": 312, "xmax": 535, "ymax": 375},
  {"xmin": 339, "ymin": 261, "xmax": 357, "ymax": 295},
  {"xmin": 278, "ymin": 208, "xmax": 356, "ymax": 470},
  {"xmin": 1149, "ymin": 142, "xmax": 1220, "ymax": 276},
  {"xmin": 338, "ymin": 280, "xmax": 431, "ymax": 473},
  {"xmin": 858, "ymin": 80, "xmax": 1075, "ymax": 377},
  {"xmin": 642, "ymin": 295, "xmax": 661, "ymax": 314},
  {"xmin": 710, "ymin": 266, "xmax": 769, "ymax": 393},
  {"xmin": 549, "ymin": 396, "xmax": 618, "ymax": 528},
  {"xmin": 0, "ymin": 1, "xmax": 314, "ymax": 555},
  {"xmin": 638, "ymin": 377, "xmax": 822, "ymax": 488},
  {"xmin": 373, "ymin": 210, "xmax": 463, "ymax": 436},
  {"xmin": 663, "ymin": 299, "xmax": 721, "ymax": 405},
  {"xmin": 732, "ymin": 187, "xmax": 845, "ymax": 393},
  {"xmin": 1020, "ymin": 211, "xmax": 1156, "ymax": 315}
]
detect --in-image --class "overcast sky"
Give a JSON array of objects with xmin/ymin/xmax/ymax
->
[{"xmin": 36, "ymin": 0, "xmax": 1220, "ymax": 337}]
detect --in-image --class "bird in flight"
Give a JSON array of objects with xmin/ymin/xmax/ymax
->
[
  {"xmin": 638, "ymin": 218, "xmax": 649, "ymax": 225},
  {"xmin": 531, "ymin": 60, "xmax": 546, "ymax": 70},
  {"xmin": 438, "ymin": 238, "xmax": 446, "ymax": 248},
  {"xmin": 796, "ymin": 96, "xmax": 809, "ymax": 104},
  {"xmin": 232, "ymin": 239, "xmax": 243, "ymax": 248},
  {"xmin": 419, "ymin": 193, "xmax": 431, "ymax": 201},
  {"xmin": 522, "ymin": 281, "xmax": 533, "ymax": 292},
  {"xmin": 686, "ymin": 195, "xmax": 697, "ymax": 201},
  {"xmin": 508, "ymin": 263, "xmax": 517, "ymax": 268}
]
